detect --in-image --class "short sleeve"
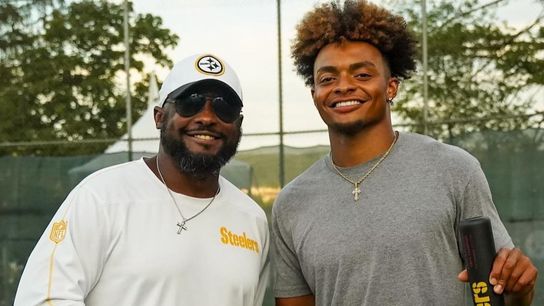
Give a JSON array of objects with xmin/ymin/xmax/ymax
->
[
  {"xmin": 457, "ymin": 164, "xmax": 514, "ymax": 251},
  {"xmin": 271, "ymin": 199, "xmax": 313, "ymax": 298}
]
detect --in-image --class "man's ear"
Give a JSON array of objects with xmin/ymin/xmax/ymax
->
[
  {"xmin": 154, "ymin": 106, "xmax": 166, "ymax": 129},
  {"xmin": 387, "ymin": 77, "xmax": 399, "ymax": 101},
  {"xmin": 236, "ymin": 114, "xmax": 244, "ymax": 128}
]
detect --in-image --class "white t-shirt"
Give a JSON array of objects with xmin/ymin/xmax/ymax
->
[{"xmin": 15, "ymin": 159, "xmax": 270, "ymax": 306}]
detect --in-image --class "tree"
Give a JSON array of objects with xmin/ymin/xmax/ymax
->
[
  {"xmin": 392, "ymin": 0, "xmax": 544, "ymax": 141},
  {"xmin": 0, "ymin": 0, "xmax": 178, "ymax": 155}
]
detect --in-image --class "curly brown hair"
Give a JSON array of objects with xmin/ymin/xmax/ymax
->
[{"xmin": 291, "ymin": 0, "xmax": 418, "ymax": 86}]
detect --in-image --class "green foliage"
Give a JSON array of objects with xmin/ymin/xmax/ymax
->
[
  {"xmin": 394, "ymin": 0, "xmax": 544, "ymax": 140},
  {"xmin": 235, "ymin": 145, "xmax": 330, "ymax": 188},
  {"xmin": 0, "ymin": 0, "xmax": 178, "ymax": 156}
]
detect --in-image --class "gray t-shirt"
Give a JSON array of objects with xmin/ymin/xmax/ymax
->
[{"xmin": 272, "ymin": 132, "xmax": 513, "ymax": 306}]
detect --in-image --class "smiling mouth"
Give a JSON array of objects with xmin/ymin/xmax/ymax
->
[
  {"xmin": 332, "ymin": 100, "xmax": 363, "ymax": 108},
  {"xmin": 185, "ymin": 128, "xmax": 222, "ymax": 141},
  {"xmin": 192, "ymin": 134, "xmax": 218, "ymax": 140}
]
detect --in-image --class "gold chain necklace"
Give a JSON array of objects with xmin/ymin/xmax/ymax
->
[
  {"xmin": 156, "ymin": 156, "xmax": 220, "ymax": 234},
  {"xmin": 331, "ymin": 131, "xmax": 398, "ymax": 201}
]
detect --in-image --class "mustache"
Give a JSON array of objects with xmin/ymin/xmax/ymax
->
[{"xmin": 183, "ymin": 124, "xmax": 225, "ymax": 138}]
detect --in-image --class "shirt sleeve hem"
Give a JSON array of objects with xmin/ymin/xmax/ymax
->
[{"xmin": 274, "ymin": 287, "xmax": 313, "ymax": 298}]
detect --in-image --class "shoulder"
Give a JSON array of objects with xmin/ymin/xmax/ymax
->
[
  {"xmin": 399, "ymin": 132, "xmax": 480, "ymax": 169},
  {"xmin": 273, "ymin": 156, "xmax": 328, "ymax": 212},
  {"xmin": 49, "ymin": 161, "xmax": 150, "ymax": 227},
  {"xmin": 279, "ymin": 155, "xmax": 327, "ymax": 193},
  {"xmin": 71, "ymin": 159, "xmax": 153, "ymax": 203},
  {"xmin": 219, "ymin": 176, "xmax": 268, "ymax": 222},
  {"xmin": 79, "ymin": 159, "xmax": 148, "ymax": 186}
]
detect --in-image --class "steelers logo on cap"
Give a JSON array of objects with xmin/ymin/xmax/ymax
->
[{"xmin": 195, "ymin": 55, "xmax": 225, "ymax": 76}]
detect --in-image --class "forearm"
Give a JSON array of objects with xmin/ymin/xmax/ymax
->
[{"xmin": 276, "ymin": 295, "xmax": 315, "ymax": 306}]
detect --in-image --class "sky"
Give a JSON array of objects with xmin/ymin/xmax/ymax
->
[{"xmin": 130, "ymin": 0, "xmax": 543, "ymax": 150}]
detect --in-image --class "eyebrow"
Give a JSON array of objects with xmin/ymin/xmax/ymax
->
[
  {"xmin": 350, "ymin": 61, "xmax": 376, "ymax": 70},
  {"xmin": 316, "ymin": 61, "xmax": 377, "ymax": 74}
]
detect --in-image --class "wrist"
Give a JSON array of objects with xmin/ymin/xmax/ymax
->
[{"xmin": 506, "ymin": 288, "xmax": 534, "ymax": 306}]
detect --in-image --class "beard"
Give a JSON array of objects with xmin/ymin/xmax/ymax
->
[
  {"xmin": 160, "ymin": 123, "xmax": 241, "ymax": 180},
  {"xmin": 329, "ymin": 120, "xmax": 367, "ymax": 136}
]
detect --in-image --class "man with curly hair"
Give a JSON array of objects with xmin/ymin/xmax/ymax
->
[{"xmin": 271, "ymin": 1, "xmax": 537, "ymax": 305}]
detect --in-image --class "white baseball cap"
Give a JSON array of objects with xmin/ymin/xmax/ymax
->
[{"xmin": 158, "ymin": 53, "xmax": 243, "ymax": 107}]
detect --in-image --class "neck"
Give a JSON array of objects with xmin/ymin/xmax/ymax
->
[
  {"xmin": 329, "ymin": 125, "xmax": 396, "ymax": 167},
  {"xmin": 147, "ymin": 152, "xmax": 220, "ymax": 198}
]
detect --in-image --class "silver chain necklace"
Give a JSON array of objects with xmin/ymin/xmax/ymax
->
[
  {"xmin": 156, "ymin": 156, "xmax": 220, "ymax": 234},
  {"xmin": 331, "ymin": 131, "xmax": 398, "ymax": 201}
]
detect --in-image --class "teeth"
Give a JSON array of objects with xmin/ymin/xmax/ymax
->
[
  {"xmin": 194, "ymin": 134, "xmax": 214, "ymax": 140},
  {"xmin": 334, "ymin": 100, "xmax": 361, "ymax": 107}
]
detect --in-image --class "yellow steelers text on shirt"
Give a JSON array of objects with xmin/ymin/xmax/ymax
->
[{"xmin": 220, "ymin": 226, "xmax": 259, "ymax": 253}]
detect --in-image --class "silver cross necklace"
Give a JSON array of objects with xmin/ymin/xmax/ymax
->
[
  {"xmin": 331, "ymin": 131, "xmax": 398, "ymax": 201},
  {"xmin": 156, "ymin": 156, "xmax": 219, "ymax": 234}
]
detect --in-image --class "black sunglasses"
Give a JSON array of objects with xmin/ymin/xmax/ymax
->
[{"xmin": 165, "ymin": 93, "xmax": 242, "ymax": 123}]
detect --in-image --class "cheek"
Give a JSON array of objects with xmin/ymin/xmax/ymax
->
[
  {"xmin": 227, "ymin": 124, "xmax": 242, "ymax": 138},
  {"xmin": 164, "ymin": 115, "xmax": 190, "ymax": 136},
  {"xmin": 165, "ymin": 118, "xmax": 178, "ymax": 132},
  {"xmin": 312, "ymin": 88, "xmax": 328, "ymax": 106}
]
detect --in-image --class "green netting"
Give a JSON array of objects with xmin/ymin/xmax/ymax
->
[{"xmin": 450, "ymin": 129, "xmax": 544, "ymax": 222}]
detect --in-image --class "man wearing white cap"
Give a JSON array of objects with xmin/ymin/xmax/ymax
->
[{"xmin": 15, "ymin": 54, "xmax": 270, "ymax": 306}]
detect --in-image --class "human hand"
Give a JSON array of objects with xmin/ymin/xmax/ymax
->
[{"xmin": 458, "ymin": 247, "xmax": 538, "ymax": 305}]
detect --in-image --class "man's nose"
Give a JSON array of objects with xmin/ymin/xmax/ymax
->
[
  {"xmin": 334, "ymin": 74, "xmax": 356, "ymax": 94},
  {"xmin": 193, "ymin": 100, "xmax": 218, "ymax": 124}
]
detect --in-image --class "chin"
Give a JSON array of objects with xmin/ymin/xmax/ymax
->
[
  {"xmin": 185, "ymin": 144, "xmax": 222, "ymax": 156},
  {"xmin": 329, "ymin": 120, "xmax": 367, "ymax": 136},
  {"xmin": 160, "ymin": 126, "xmax": 241, "ymax": 178}
]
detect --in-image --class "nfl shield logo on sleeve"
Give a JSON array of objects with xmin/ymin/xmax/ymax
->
[{"xmin": 49, "ymin": 220, "xmax": 68, "ymax": 244}]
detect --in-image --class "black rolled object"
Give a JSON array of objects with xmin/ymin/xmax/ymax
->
[{"xmin": 459, "ymin": 216, "xmax": 505, "ymax": 306}]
